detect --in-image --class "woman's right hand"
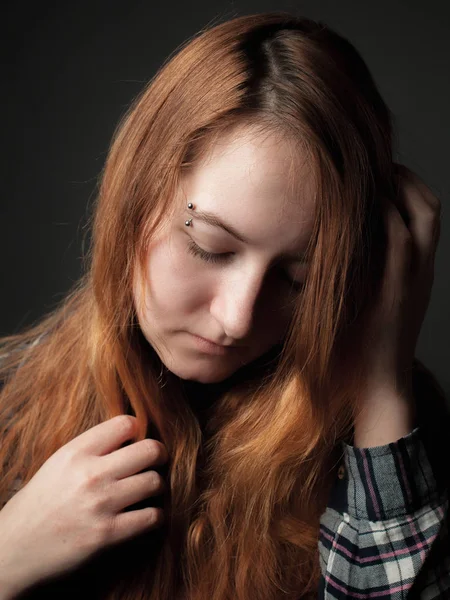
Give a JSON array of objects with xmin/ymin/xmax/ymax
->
[{"xmin": 0, "ymin": 415, "xmax": 168, "ymax": 597}]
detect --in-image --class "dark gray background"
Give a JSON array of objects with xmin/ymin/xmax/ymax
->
[{"xmin": 2, "ymin": 1, "xmax": 449, "ymax": 393}]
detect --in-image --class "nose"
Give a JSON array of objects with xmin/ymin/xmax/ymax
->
[{"xmin": 209, "ymin": 270, "xmax": 265, "ymax": 342}]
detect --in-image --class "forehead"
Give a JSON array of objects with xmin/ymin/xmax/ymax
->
[{"xmin": 178, "ymin": 126, "xmax": 317, "ymax": 246}]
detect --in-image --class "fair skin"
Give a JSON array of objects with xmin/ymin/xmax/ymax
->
[
  {"xmin": 133, "ymin": 128, "xmax": 441, "ymax": 445},
  {"xmin": 0, "ymin": 129, "xmax": 317, "ymax": 598},
  {"xmin": 0, "ymin": 132, "xmax": 440, "ymax": 598},
  {"xmin": 133, "ymin": 127, "xmax": 316, "ymax": 384},
  {"xmin": 351, "ymin": 165, "xmax": 441, "ymax": 446},
  {"xmin": 133, "ymin": 128, "xmax": 441, "ymax": 447}
]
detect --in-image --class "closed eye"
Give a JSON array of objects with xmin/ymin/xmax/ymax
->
[
  {"xmin": 186, "ymin": 239, "xmax": 233, "ymax": 264},
  {"xmin": 186, "ymin": 239, "xmax": 305, "ymax": 292}
]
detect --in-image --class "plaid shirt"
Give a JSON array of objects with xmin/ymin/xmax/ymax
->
[{"xmin": 318, "ymin": 426, "xmax": 450, "ymax": 599}]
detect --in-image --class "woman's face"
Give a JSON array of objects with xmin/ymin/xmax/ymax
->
[{"xmin": 133, "ymin": 128, "xmax": 316, "ymax": 384}]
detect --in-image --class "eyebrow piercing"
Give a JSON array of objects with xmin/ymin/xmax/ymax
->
[{"xmin": 185, "ymin": 202, "xmax": 194, "ymax": 226}]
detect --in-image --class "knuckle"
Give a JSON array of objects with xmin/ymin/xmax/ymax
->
[
  {"xmin": 154, "ymin": 441, "xmax": 169, "ymax": 464},
  {"xmin": 142, "ymin": 438, "xmax": 162, "ymax": 460},
  {"xmin": 422, "ymin": 204, "xmax": 440, "ymax": 222},
  {"xmin": 144, "ymin": 507, "xmax": 162, "ymax": 528},
  {"xmin": 76, "ymin": 463, "xmax": 103, "ymax": 491},
  {"xmin": 115, "ymin": 415, "xmax": 136, "ymax": 436},
  {"xmin": 89, "ymin": 480, "xmax": 114, "ymax": 510},
  {"xmin": 58, "ymin": 443, "xmax": 78, "ymax": 466},
  {"xmin": 151, "ymin": 507, "xmax": 164, "ymax": 526},
  {"xmin": 431, "ymin": 200, "xmax": 441, "ymax": 218},
  {"xmin": 91, "ymin": 515, "xmax": 115, "ymax": 547},
  {"xmin": 149, "ymin": 470, "xmax": 166, "ymax": 492},
  {"xmin": 56, "ymin": 445, "xmax": 84, "ymax": 474}
]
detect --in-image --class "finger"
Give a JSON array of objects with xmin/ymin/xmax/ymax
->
[
  {"xmin": 110, "ymin": 470, "xmax": 166, "ymax": 512},
  {"xmin": 394, "ymin": 164, "xmax": 442, "ymax": 214},
  {"xmin": 67, "ymin": 415, "xmax": 138, "ymax": 457},
  {"xmin": 101, "ymin": 438, "xmax": 169, "ymax": 480},
  {"xmin": 392, "ymin": 176, "xmax": 440, "ymax": 270},
  {"xmin": 109, "ymin": 507, "xmax": 164, "ymax": 546},
  {"xmin": 380, "ymin": 196, "xmax": 412, "ymax": 289}
]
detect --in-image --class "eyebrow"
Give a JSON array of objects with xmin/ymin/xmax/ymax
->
[{"xmin": 188, "ymin": 208, "xmax": 309, "ymax": 264}]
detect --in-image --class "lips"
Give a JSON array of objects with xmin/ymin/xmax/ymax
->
[{"xmin": 195, "ymin": 335, "xmax": 226, "ymax": 347}]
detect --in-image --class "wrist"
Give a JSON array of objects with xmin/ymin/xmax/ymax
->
[
  {"xmin": 0, "ymin": 573, "xmax": 25, "ymax": 600},
  {"xmin": 0, "ymin": 555, "xmax": 31, "ymax": 599},
  {"xmin": 353, "ymin": 381, "xmax": 417, "ymax": 448},
  {"xmin": 0, "ymin": 558, "xmax": 36, "ymax": 600},
  {"xmin": 0, "ymin": 511, "xmax": 37, "ymax": 599}
]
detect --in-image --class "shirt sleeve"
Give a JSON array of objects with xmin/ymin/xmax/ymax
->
[{"xmin": 318, "ymin": 426, "xmax": 450, "ymax": 599}]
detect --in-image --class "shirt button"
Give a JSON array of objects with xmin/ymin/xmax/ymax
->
[{"xmin": 337, "ymin": 464, "xmax": 345, "ymax": 479}]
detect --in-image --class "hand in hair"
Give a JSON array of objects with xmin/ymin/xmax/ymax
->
[
  {"xmin": 352, "ymin": 164, "xmax": 441, "ymax": 447},
  {"xmin": 0, "ymin": 415, "xmax": 168, "ymax": 598}
]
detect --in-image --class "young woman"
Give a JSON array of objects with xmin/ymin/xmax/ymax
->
[{"xmin": 0, "ymin": 12, "xmax": 448, "ymax": 600}]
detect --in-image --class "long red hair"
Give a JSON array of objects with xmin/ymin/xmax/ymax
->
[{"xmin": 0, "ymin": 11, "xmax": 446, "ymax": 599}]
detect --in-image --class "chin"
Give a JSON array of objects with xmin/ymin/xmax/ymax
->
[{"xmin": 173, "ymin": 366, "xmax": 235, "ymax": 384}]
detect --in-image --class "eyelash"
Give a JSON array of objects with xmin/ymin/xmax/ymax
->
[
  {"xmin": 186, "ymin": 239, "xmax": 305, "ymax": 292},
  {"xmin": 187, "ymin": 239, "xmax": 232, "ymax": 264}
]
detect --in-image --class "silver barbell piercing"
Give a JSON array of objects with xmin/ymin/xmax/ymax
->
[{"xmin": 185, "ymin": 202, "xmax": 194, "ymax": 226}]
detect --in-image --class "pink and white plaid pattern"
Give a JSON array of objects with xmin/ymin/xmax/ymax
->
[{"xmin": 319, "ymin": 426, "xmax": 450, "ymax": 599}]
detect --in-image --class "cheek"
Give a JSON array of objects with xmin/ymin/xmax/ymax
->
[{"xmin": 144, "ymin": 237, "xmax": 209, "ymax": 315}]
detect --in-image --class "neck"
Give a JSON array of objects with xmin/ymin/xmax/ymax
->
[{"xmin": 180, "ymin": 377, "xmax": 232, "ymax": 415}]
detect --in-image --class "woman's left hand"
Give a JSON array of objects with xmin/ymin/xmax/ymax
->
[{"xmin": 353, "ymin": 164, "xmax": 441, "ymax": 445}]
